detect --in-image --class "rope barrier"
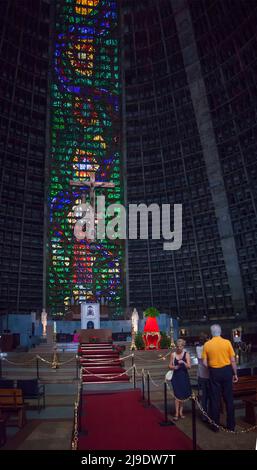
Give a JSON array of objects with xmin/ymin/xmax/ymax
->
[
  {"xmin": 36, "ymin": 355, "xmax": 52, "ymax": 365},
  {"xmin": 130, "ymin": 351, "xmax": 171, "ymax": 363},
  {"xmin": 2, "ymin": 356, "xmax": 37, "ymax": 365},
  {"xmin": 71, "ymin": 368, "xmax": 83, "ymax": 450},
  {"xmin": 148, "ymin": 374, "xmax": 163, "ymax": 388},
  {"xmin": 164, "ymin": 377, "xmax": 257, "ymax": 434},
  {"xmin": 71, "ymin": 402, "xmax": 79, "ymax": 450},
  {"xmin": 193, "ymin": 395, "xmax": 257, "ymax": 434},
  {"xmin": 134, "ymin": 364, "xmax": 143, "ymax": 377},
  {"xmin": 57, "ymin": 355, "xmax": 77, "ymax": 365},
  {"xmin": 2, "ymin": 354, "xmax": 77, "ymax": 366},
  {"xmin": 81, "ymin": 365, "xmax": 134, "ymax": 380}
]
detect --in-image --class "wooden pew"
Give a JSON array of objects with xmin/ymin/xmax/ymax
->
[
  {"xmin": 242, "ymin": 394, "xmax": 257, "ymax": 425},
  {"xmin": 233, "ymin": 376, "xmax": 257, "ymax": 398},
  {"xmin": 0, "ymin": 419, "xmax": 7, "ymax": 447},
  {"xmin": 220, "ymin": 376, "xmax": 257, "ymax": 417},
  {"xmin": 0, "ymin": 389, "xmax": 26, "ymax": 428}
]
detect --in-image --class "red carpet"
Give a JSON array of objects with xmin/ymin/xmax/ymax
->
[
  {"xmin": 78, "ymin": 389, "xmax": 192, "ymax": 450},
  {"xmin": 80, "ymin": 342, "xmax": 129, "ymax": 384}
]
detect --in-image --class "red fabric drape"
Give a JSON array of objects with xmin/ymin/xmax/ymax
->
[{"xmin": 143, "ymin": 316, "xmax": 160, "ymax": 332}]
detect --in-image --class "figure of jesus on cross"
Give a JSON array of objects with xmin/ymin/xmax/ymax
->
[
  {"xmin": 70, "ymin": 170, "xmax": 115, "ymax": 241},
  {"xmin": 70, "ymin": 171, "xmax": 115, "ymax": 211}
]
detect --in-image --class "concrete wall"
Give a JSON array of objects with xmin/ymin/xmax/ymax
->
[{"xmin": 1, "ymin": 314, "xmax": 42, "ymax": 347}]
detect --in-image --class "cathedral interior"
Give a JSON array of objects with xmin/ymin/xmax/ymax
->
[{"xmin": 0, "ymin": 0, "xmax": 257, "ymax": 453}]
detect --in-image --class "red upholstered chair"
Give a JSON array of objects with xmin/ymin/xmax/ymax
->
[
  {"xmin": 143, "ymin": 316, "xmax": 161, "ymax": 350},
  {"xmin": 143, "ymin": 332, "xmax": 161, "ymax": 350}
]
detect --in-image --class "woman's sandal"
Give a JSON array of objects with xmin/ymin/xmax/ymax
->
[
  {"xmin": 180, "ymin": 415, "xmax": 186, "ymax": 419},
  {"xmin": 172, "ymin": 416, "xmax": 179, "ymax": 421}
]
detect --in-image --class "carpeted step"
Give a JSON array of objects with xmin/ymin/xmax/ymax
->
[
  {"xmin": 80, "ymin": 351, "xmax": 119, "ymax": 357},
  {"xmin": 80, "ymin": 342, "xmax": 112, "ymax": 347},
  {"xmin": 79, "ymin": 340, "xmax": 129, "ymax": 385},
  {"xmin": 80, "ymin": 358, "xmax": 120, "ymax": 364},
  {"xmin": 80, "ymin": 344, "xmax": 113, "ymax": 348},
  {"xmin": 80, "ymin": 346, "xmax": 113, "ymax": 351},
  {"xmin": 80, "ymin": 344, "xmax": 114, "ymax": 346},
  {"xmin": 80, "ymin": 359, "xmax": 123, "ymax": 367},
  {"xmin": 82, "ymin": 367, "xmax": 125, "ymax": 374},
  {"xmin": 80, "ymin": 345, "xmax": 113, "ymax": 351},
  {"xmin": 80, "ymin": 356, "xmax": 120, "ymax": 362},
  {"xmin": 82, "ymin": 374, "xmax": 130, "ymax": 383}
]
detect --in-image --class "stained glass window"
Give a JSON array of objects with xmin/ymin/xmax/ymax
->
[{"xmin": 48, "ymin": 0, "xmax": 124, "ymax": 316}]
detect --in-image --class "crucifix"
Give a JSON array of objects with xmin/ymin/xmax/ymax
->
[{"xmin": 70, "ymin": 171, "xmax": 115, "ymax": 212}]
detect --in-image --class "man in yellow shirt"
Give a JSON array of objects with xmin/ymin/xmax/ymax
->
[{"xmin": 202, "ymin": 324, "xmax": 238, "ymax": 431}]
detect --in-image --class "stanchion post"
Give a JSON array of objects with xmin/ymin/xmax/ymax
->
[
  {"xmin": 164, "ymin": 381, "xmax": 168, "ymax": 422},
  {"xmin": 0, "ymin": 357, "xmax": 2, "ymax": 379},
  {"xmin": 78, "ymin": 376, "xmax": 87, "ymax": 436},
  {"xmin": 36, "ymin": 356, "xmax": 39, "ymax": 380},
  {"xmin": 147, "ymin": 371, "xmax": 150, "ymax": 406},
  {"xmin": 133, "ymin": 365, "xmax": 136, "ymax": 389},
  {"xmin": 76, "ymin": 356, "xmax": 79, "ymax": 380},
  {"xmin": 71, "ymin": 405, "xmax": 77, "ymax": 450},
  {"xmin": 160, "ymin": 381, "xmax": 174, "ymax": 426},
  {"xmin": 142, "ymin": 371, "xmax": 145, "ymax": 400},
  {"xmin": 131, "ymin": 354, "xmax": 135, "ymax": 389},
  {"xmin": 192, "ymin": 397, "xmax": 197, "ymax": 450},
  {"xmin": 78, "ymin": 385, "xmax": 82, "ymax": 433}
]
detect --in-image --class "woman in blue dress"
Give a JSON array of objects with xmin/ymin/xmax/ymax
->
[{"xmin": 169, "ymin": 338, "xmax": 192, "ymax": 420}]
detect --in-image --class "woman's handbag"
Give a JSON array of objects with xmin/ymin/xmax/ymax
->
[
  {"xmin": 165, "ymin": 352, "xmax": 175, "ymax": 381},
  {"xmin": 165, "ymin": 370, "xmax": 173, "ymax": 381}
]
